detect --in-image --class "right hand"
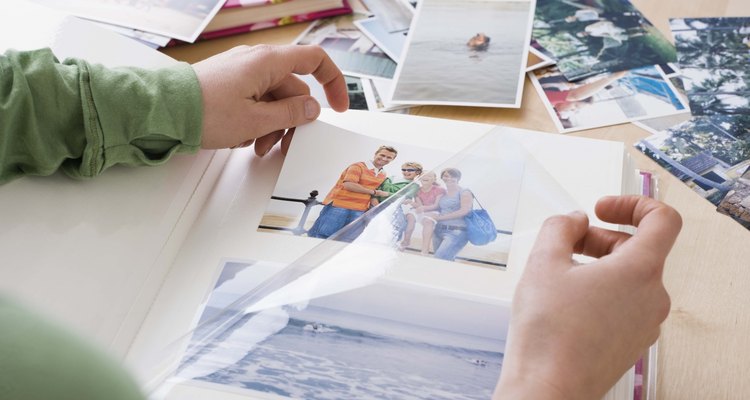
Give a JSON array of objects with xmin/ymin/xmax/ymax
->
[
  {"xmin": 494, "ymin": 195, "xmax": 682, "ymax": 400},
  {"xmin": 193, "ymin": 44, "xmax": 348, "ymax": 154}
]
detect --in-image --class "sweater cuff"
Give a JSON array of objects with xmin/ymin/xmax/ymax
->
[{"xmin": 67, "ymin": 60, "xmax": 203, "ymax": 178}]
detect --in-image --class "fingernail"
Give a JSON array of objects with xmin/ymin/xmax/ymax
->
[
  {"xmin": 305, "ymin": 98, "xmax": 320, "ymax": 119},
  {"xmin": 568, "ymin": 210, "xmax": 586, "ymax": 217}
]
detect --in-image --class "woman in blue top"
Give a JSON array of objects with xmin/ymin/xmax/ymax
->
[{"xmin": 426, "ymin": 168, "xmax": 473, "ymax": 261}]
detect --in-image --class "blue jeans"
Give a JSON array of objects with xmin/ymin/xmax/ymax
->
[
  {"xmin": 307, "ymin": 204, "xmax": 365, "ymax": 242},
  {"xmin": 432, "ymin": 225, "xmax": 469, "ymax": 261}
]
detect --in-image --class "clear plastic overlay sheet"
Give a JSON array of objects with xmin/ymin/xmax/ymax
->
[{"xmin": 145, "ymin": 127, "xmax": 587, "ymax": 399}]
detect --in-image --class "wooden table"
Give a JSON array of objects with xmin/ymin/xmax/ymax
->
[{"xmin": 163, "ymin": 1, "xmax": 750, "ymax": 397}]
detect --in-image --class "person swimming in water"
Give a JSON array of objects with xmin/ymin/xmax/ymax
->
[{"xmin": 467, "ymin": 33, "xmax": 491, "ymax": 51}]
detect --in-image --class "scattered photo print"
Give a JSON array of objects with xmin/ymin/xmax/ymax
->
[
  {"xmin": 177, "ymin": 259, "xmax": 509, "ymax": 400},
  {"xmin": 390, "ymin": 0, "xmax": 534, "ymax": 107},
  {"xmin": 526, "ymin": 45, "xmax": 556, "ymax": 72},
  {"xmin": 670, "ymin": 17, "xmax": 750, "ymax": 116},
  {"xmin": 717, "ymin": 168, "xmax": 750, "ymax": 229},
  {"xmin": 33, "ymin": 0, "xmax": 223, "ymax": 42},
  {"xmin": 530, "ymin": 64, "xmax": 687, "ymax": 133},
  {"xmin": 362, "ymin": 77, "xmax": 413, "ymax": 112},
  {"xmin": 354, "ymin": 16, "xmax": 409, "ymax": 62},
  {"xmin": 345, "ymin": 76, "xmax": 369, "ymax": 110},
  {"xmin": 635, "ymin": 114, "xmax": 750, "ymax": 205},
  {"xmin": 532, "ymin": 0, "xmax": 676, "ymax": 81},
  {"xmin": 294, "ymin": 13, "xmax": 398, "ymax": 79},
  {"xmin": 297, "ymin": 74, "xmax": 369, "ymax": 110}
]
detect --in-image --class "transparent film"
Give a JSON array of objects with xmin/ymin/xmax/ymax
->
[{"xmin": 144, "ymin": 123, "xmax": 591, "ymax": 400}]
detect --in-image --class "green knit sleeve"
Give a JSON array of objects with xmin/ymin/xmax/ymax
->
[
  {"xmin": 0, "ymin": 48, "xmax": 203, "ymax": 184},
  {"xmin": 0, "ymin": 296, "xmax": 147, "ymax": 400}
]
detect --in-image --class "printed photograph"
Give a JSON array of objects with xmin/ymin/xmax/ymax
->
[
  {"xmin": 362, "ymin": 77, "xmax": 413, "ymax": 112},
  {"xmin": 390, "ymin": 0, "xmax": 534, "ymax": 107},
  {"xmin": 670, "ymin": 17, "xmax": 750, "ymax": 116},
  {"xmin": 526, "ymin": 47, "xmax": 556, "ymax": 72},
  {"xmin": 176, "ymin": 259, "xmax": 509, "ymax": 400},
  {"xmin": 33, "ymin": 0, "xmax": 223, "ymax": 42},
  {"xmin": 635, "ymin": 114, "xmax": 750, "ymax": 205},
  {"xmin": 294, "ymin": 13, "xmax": 398, "ymax": 79},
  {"xmin": 717, "ymin": 168, "xmax": 750, "ymax": 229},
  {"xmin": 530, "ymin": 64, "xmax": 688, "ymax": 133},
  {"xmin": 354, "ymin": 16, "xmax": 409, "ymax": 62},
  {"xmin": 356, "ymin": 0, "xmax": 414, "ymax": 62},
  {"xmin": 258, "ymin": 123, "xmax": 525, "ymax": 268},
  {"xmin": 298, "ymin": 74, "xmax": 370, "ymax": 111},
  {"xmin": 532, "ymin": 0, "xmax": 675, "ymax": 81}
]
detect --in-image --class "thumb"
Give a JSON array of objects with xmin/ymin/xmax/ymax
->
[
  {"xmin": 251, "ymin": 95, "xmax": 321, "ymax": 134},
  {"xmin": 527, "ymin": 211, "xmax": 589, "ymax": 272}
]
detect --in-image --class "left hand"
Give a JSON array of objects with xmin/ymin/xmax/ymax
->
[{"xmin": 192, "ymin": 44, "xmax": 349, "ymax": 155}]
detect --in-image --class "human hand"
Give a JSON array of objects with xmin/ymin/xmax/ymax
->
[
  {"xmin": 494, "ymin": 195, "xmax": 682, "ymax": 400},
  {"xmin": 374, "ymin": 190, "xmax": 390, "ymax": 198},
  {"xmin": 192, "ymin": 44, "xmax": 349, "ymax": 154}
]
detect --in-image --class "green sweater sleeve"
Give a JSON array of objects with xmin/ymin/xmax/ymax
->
[
  {"xmin": 0, "ymin": 48, "xmax": 203, "ymax": 184},
  {"xmin": 0, "ymin": 296, "xmax": 146, "ymax": 400}
]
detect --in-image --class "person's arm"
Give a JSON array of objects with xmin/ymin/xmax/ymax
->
[
  {"xmin": 494, "ymin": 195, "xmax": 681, "ymax": 400},
  {"xmin": 433, "ymin": 190, "xmax": 473, "ymax": 221},
  {"xmin": 0, "ymin": 296, "xmax": 146, "ymax": 400},
  {"xmin": 0, "ymin": 45, "xmax": 348, "ymax": 184},
  {"xmin": 565, "ymin": 70, "xmax": 627, "ymax": 102},
  {"xmin": 342, "ymin": 181, "xmax": 389, "ymax": 198},
  {"xmin": 0, "ymin": 48, "xmax": 202, "ymax": 184}
]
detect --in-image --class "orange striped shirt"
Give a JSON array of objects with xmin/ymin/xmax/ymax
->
[{"xmin": 322, "ymin": 162, "xmax": 386, "ymax": 211}]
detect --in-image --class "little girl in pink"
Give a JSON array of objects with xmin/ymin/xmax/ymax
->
[{"xmin": 400, "ymin": 171, "xmax": 446, "ymax": 254}]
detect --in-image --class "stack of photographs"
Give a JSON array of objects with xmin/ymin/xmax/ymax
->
[
  {"xmin": 298, "ymin": 0, "xmax": 536, "ymax": 109},
  {"xmin": 526, "ymin": 0, "xmax": 690, "ymax": 133},
  {"xmin": 635, "ymin": 17, "xmax": 750, "ymax": 230}
]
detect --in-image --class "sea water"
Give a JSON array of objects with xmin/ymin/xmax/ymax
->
[
  {"xmin": 393, "ymin": 1, "xmax": 531, "ymax": 104},
  {"xmin": 189, "ymin": 313, "xmax": 503, "ymax": 400}
]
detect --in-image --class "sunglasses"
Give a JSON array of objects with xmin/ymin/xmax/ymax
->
[{"xmin": 401, "ymin": 168, "xmax": 419, "ymax": 172}]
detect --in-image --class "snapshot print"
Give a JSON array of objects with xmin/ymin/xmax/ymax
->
[
  {"xmin": 294, "ymin": 13, "xmax": 398, "ymax": 79},
  {"xmin": 532, "ymin": 0, "xmax": 675, "ymax": 81},
  {"xmin": 176, "ymin": 259, "xmax": 509, "ymax": 400},
  {"xmin": 717, "ymin": 168, "xmax": 750, "ymax": 229},
  {"xmin": 635, "ymin": 114, "xmax": 750, "ymax": 205},
  {"xmin": 258, "ymin": 123, "xmax": 525, "ymax": 268},
  {"xmin": 32, "ymin": 0, "xmax": 223, "ymax": 42},
  {"xmin": 356, "ymin": 0, "xmax": 414, "ymax": 61},
  {"xmin": 390, "ymin": 0, "xmax": 534, "ymax": 107},
  {"xmin": 670, "ymin": 17, "xmax": 750, "ymax": 116},
  {"xmin": 530, "ymin": 64, "xmax": 687, "ymax": 133}
]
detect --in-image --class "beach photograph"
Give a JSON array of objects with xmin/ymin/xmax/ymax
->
[
  {"xmin": 176, "ymin": 259, "xmax": 508, "ymax": 400},
  {"xmin": 294, "ymin": 13, "xmax": 398, "ymax": 79},
  {"xmin": 532, "ymin": 0, "xmax": 675, "ymax": 81},
  {"xmin": 670, "ymin": 17, "xmax": 750, "ymax": 116},
  {"xmin": 390, "ymin": 0, "xmax": 533, "ymax": 107},
  {"xmin": 257, "ymin": 123, "xmax": 525, "ymax": 268},
  {"xmin": 530, "ymin": 64, "xmax": 688, "ymax": 133}
]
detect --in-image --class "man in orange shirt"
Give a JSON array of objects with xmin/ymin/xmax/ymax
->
[{"xmin": 308, "ymin": 145, "xmax": 398, "ymax": 241}]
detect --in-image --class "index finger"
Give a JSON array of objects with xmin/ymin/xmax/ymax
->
[
  {"xmin": 273, "ymin": 45, "xmax": 349, "ymax": 112},
  {"xmin": 595, "ymin": 195, "xmax": 682, "ymax": 265}
]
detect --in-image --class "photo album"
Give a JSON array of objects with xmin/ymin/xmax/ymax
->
[
  {"xmin": 121, "ymin": 110, "xmax": 641, "ymax": 400},
  {"xmin": 2, "ymin": 2, "xmax": 649, "ymax": 400}
]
